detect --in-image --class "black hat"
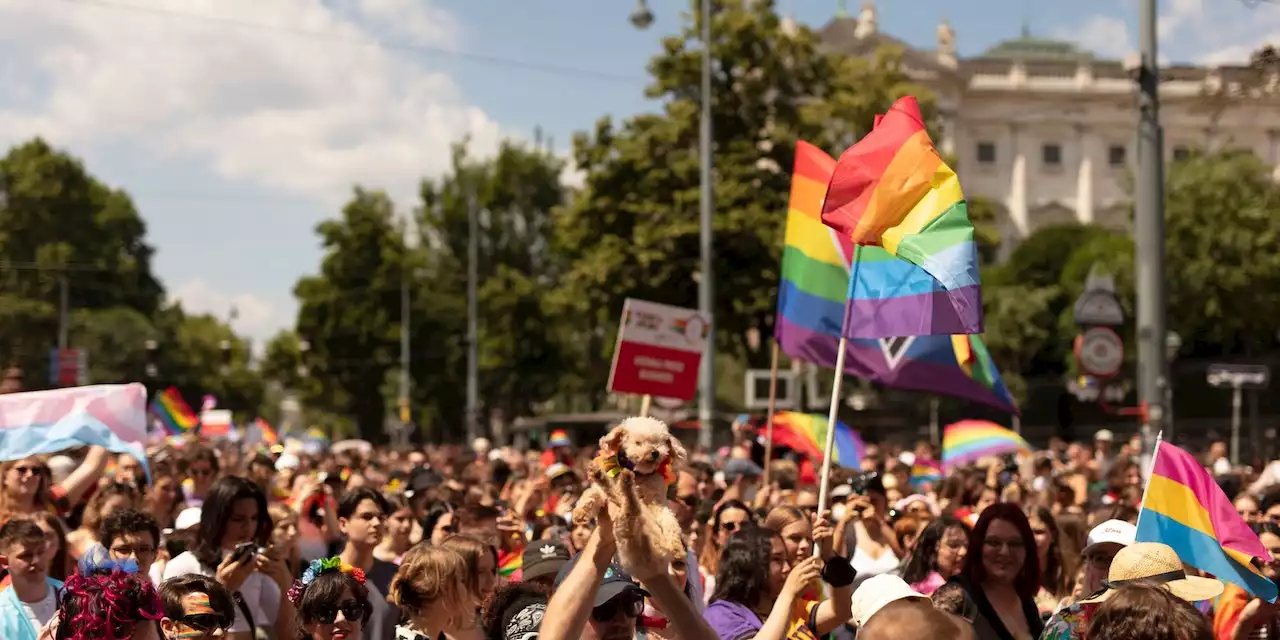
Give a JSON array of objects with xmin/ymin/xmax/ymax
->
[
  {"xmin": 552, "ymin": 555, "xmax": 648, "ymax": 606},
  {"xmin": 521, "ymin": 541, "xmax": 571, "ymax": 581}
]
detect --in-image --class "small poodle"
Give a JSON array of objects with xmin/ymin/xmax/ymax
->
[{"xmin": 572, "ymin": 416, "xmax": 688, "ymax": 574}]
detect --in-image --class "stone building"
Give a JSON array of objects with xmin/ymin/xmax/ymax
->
[{"xmin": 819, "ymin": 2, "xmax": 1280, "ymax": 251}]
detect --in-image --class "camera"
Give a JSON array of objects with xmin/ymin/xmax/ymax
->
[{"xmin": 849, "ymin": 471, "xmax": 880, "ymax": 495}]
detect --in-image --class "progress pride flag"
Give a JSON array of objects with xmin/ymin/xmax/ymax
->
[{"xmin": 0, "ymin": 383, "xmax": 150, "ymax": 477}]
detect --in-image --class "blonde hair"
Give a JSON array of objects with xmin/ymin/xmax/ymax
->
[
  {"xmin": 389, "ymin": 544, "xmax": 471, "ymax": 623},
  {"xmin": 762, "ymin": 506, "xmax": 808, "ymax": 533},
  {"xmin": 0, "ymin": 458, "xmax": 52, "ymax": 522}
]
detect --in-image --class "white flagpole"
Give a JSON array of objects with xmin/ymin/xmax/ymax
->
[
  {"xmin": 1134, "ymin": 431, "xmax": 1163, "ymax": 533},
  {"xmin": 813, "ymin": 336, "xmax": 849, "ymax": 557}
]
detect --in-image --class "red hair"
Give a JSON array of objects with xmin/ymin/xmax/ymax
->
[
  {"xmin": 962, "ymin": 502, "xmax": 1042, "ymax": 601},
  {"xmin": 57, "ymin": 570, "xmax": 163, "ymax": 640}
]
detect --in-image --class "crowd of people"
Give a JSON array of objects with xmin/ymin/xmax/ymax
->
[{"xmin": 0, "ymin": 421, "xmax": 1273, "ymax": 640}]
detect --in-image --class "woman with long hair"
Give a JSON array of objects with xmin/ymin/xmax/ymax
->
[
  {"xmin": 374, "ymin": 493, "xmax": 414, "ymax": 565},
  {"xmin": 145, "ymin": 474, "xmax": 184, "ymax": 531},
  {"xmin": 932, "ymin": 503, "xmax": 1044, "ymax": 640},
  {"xmin": 389, "ymin": 544, "xmax": 479, "ymax": 640},
  {"xmin": 421, "ymin": 502, "xmax": 458, "ymax": 547},
  {"xmin": 163, "ymin": 476, "xmax": 288, "ymax": 640},
  {"xmin": 1026, "ymin": 506, "xmax": 1078, "ymax": 616},
  {"xmin": 29, "ymin": 512, "xmax": 72, "ymax": 582},
  {"xmin": 269, "ymin": 503, "xmax": 303, "ymax": 578},
  {"xmin": 697, "ymin": 500, "xmax": 753, "ymax": 603},
  {"xmin": 897, "ymin": 515, "xmax": 969, "ymax": 596},
  {"xmin": 439, "ymin": 535, "xmax": 498, "ymax": 619},
  {"xmin": 287, "ymin": 557, "xmax": 373, "ymax": 640},
  {"xmin": 702, "ymin": 527, "xmax": 854, "ymax": 640},
  {"xmin": 0, "ymin": 448, "xmax": 108, "ymax": 525},
  {"xmin": 67, "ymin": 482, "xmax": 139, "ymax": 560}
]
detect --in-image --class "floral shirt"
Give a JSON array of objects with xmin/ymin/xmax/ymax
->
[{"xmin": 1039, "ymin": 601, "xmax": 1096, "ymax": 640}]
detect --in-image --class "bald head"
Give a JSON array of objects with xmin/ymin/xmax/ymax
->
[{"xmin": 858, "ymin": 599, "xmax": 973, "ymax": 640}]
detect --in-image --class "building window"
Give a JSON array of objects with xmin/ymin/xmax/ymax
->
[
  {"xmin": 976, "ymin": 141, "xmax": 997, "ymax": 165},
  {"xmin": 1108, "ymin": 144, "xmax": 1127, "ymax": 167},
  {"xmin": 1173, "ymin": 145, "xmax": 1191, "ymax": 162},
  {"xmin": 1042, "ymin": 143, "xmax": 1062, "ymax": 167}
]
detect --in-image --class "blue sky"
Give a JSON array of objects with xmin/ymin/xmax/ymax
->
[{"xmin": 0, "ymin": 0, "xmax": 1275, "ymax": 347}]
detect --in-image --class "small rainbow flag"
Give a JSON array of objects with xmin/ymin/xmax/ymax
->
[
  {"xmin": 941, "ymin": 420, "xmax": 1030, "ymax": 469},
  {"xmin": 758, "ymin": 412, "xmax": 864, "ymax": 467},
  {"xmin": 149, "ymin": 387, "xmax": 198, "ymax": 435},
  {"xmin": 498, "ymin": 548, "xmax": 522, "ymax": 579},
  {"xmin": 910, "ymin": 460, "xmax": 943, "ymax": 488},
  {"xmin": 548, "ymin": 429, "xmax": 571, "ymax": 448},
  {"xmin": 1138, "ymin": 440, "xmax": 1278, "ymax": 602},
  {"xmin": 820, "ymin": 96, "xmax": 982, "ymax": 338},
  {"xmin": 255, "ymin": 418, "xmax": 278, "ymax": 445}
]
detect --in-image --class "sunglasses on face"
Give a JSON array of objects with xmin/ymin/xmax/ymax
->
[
  {"xmin": 313, "ymin": 600, "xmax": 365, "ymax": 625},
  {"xmin": 720, "ymin": 521, "xmax": 741, "ymax": 533},
  {"xmin": 12, "ymin": 466, "xmax": 43, "ymax": 477},
  {"xmin": 591, "ymin": 596, "xmax": 643, "ymax": 622},
  {"xmin": 179, "ymin": 613, "xmax": 232, "ymax": 633}
]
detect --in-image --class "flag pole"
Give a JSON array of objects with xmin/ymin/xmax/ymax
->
[
  {"xmin": 1135, "ymin": 430, "xmax": 1163, "ymax": 533},
  {"xmin": 814, "ymin": 336, "xmax": 849, "ymax": 557},
  {"xmin": 762, "ymin": 342, "xmax": 781, "ymax": 486}
]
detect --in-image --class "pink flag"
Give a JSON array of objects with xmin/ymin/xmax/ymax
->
[{"xmin": 0, "ymin": 384, "xmax": 150, "ymax": 476}]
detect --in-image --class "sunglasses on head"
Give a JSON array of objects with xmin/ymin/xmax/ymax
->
[{"xmin": 591, "ymin": 596, "xmax": 643, "ymax": 622}]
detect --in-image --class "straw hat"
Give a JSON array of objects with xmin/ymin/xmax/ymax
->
[{"xmin": 1077, "ymin": 542, "xmax": 1224, "ymax": 604}]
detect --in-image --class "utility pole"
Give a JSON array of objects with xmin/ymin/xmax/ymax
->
[
  {"xmin": 697, "ymin": 0, "xmax": 716, "ymax": 452},
  {"xmin": 57, "ymin": 274, "xmax": 68, "ymax": 351},
  {"xmin": 1135, "ymin": 0, "xmax": 1167, "ymax": 453},
  {"xmin": 465, "ymin": 188, "xmax": 480, "ymax": 445},
  {"xmin": 399, "ymin": 244, "xmax": 411, "ymax": 449}
]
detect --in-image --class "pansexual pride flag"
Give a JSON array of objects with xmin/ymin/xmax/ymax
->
[
  {"xmin": 776, "ymin": 141, "xmax": 1018, "ymax": 413},
  {"xmin": 941, "ymin": 420, "xmax": 1030, "ymax": 470},
  {"xmin": 757, "ymin": 411, "xmax": 864, "ymax": 468},
  {"xmin": 1138, "ymin": 440, "xmax": 1278, "ymax": 602},
  {"xmin": 149, "ymin": 387, "xmax": 198, "ymax": 435},
  {"xmin": 820, "ymin": 96, "xmax": 982, "ymax": 338}
]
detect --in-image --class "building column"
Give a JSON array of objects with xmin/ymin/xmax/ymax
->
[
  {"xmin": 1006, "ymin": 123, "xmax": 1028, "ymax": 238},
  {"xmin": 1076, "ymin": 125, "xmax": 1095, "ymax": 224}
]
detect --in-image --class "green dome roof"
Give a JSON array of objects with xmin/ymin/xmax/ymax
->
[{"xmin": 981, "ymin": 26, "xmax": 1093, "ymax": 62}]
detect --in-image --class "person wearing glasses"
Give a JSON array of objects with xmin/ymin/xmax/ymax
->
[
  {"xmin": 182, "ymin": 447, "xmax": 220, "ymax": 510},
  {"xmin": 287, "ymin": 557, "xmax": 373, "ymax": 640},
  {"xmin": 1039, "ymin": 519, "xmax": 1136, "ymax": 640},
  {"xmin": 0, "ymin": 448, "xmax": 108, "ymax": 525},
  {"xmin": 101, "ymin": 508, "xmax": 162, "ymax": 584},
  {"xmin": 158, "ymin": 575, "xmax": 236, "ymax": 640},
  {"xmin": 697, "ymin": 500, "xmax": 754, "ymax": 604},
  {"xmin": 67, "ymin": 482, "xmax": 139, "ymax": 560},
  {"xmin": 932, "ymin": 504, "xmax": 1044, "ymax": 640}
]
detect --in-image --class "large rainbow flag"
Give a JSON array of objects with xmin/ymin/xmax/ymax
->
[
  {"xmin": 776, "ymin": 141, "xmax": 1017, "ymax": 413},
  {"xmin": 1137, "ymin": 440, "xmax": 1278, "ymax": 602},
  {"xmin": 941, "ymin": 420, "xmax": 1030, "ymax": 469},
  {"xmin": 149, "ymin": 387, "xmax": 198, "ymax": 435},
  {"xmin": 820, "ymin": 96, "xmax": 982, "ymax": 338},
  {"xmin": 757, "ymin": 412, "xmax": 864, "ymax": 467}
]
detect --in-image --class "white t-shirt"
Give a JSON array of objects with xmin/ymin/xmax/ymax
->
[
  {"xmin": 163, "ymin": 550, "xmax": 280, "ymax": 633},
  {"xmin": 20, "ymin": 584, "xmax": 56, "ymax": 632}
]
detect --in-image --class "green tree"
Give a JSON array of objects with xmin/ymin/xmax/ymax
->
[
  {"xmin": 414, "ymin": 139, "xmax": 573, "ymax": 431},
  {"xmin": 293, "ymin": 188, "xmax": 407, "ymax": 440},
  {"xmin": 554, "ymin": 0, "xmax": 932, "ymax": 404}
]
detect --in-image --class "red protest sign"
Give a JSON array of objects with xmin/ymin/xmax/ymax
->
[{"xmin": 606, "ymin": 298, "xmax": 708, "ymax": 401}]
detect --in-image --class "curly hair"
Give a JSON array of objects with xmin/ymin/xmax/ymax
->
[
  {"xmin": 709, "ymin": 527, "xmax": 778, "ymax": 606},
  {"xmin": 100, "ymin": 508, "xmax": 160, "ymax": 552},
  {"xmin": 480, "ymin": 581, "xmax": 550, "ymax": 640},
  {"xmin": 54, "ymin": 570, "xmax": 163, "ymax": 640}
]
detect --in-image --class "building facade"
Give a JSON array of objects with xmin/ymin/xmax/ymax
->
[{"xmin": 820, "ymin": 2, "xmax": 1280, "ymax": 250}]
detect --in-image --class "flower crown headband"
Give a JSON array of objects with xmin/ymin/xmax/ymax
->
[{"xmin": 286, "ymin": 556, "xmax": 367, "ymax": 605}]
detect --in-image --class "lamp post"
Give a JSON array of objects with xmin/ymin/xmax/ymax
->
[
  {"xmin": 1164, "ymin": 331, "xmax": 1181, "ymax": 439},
  {"xmin": 219, "ymin": 340, "xmax": 232, "ymax": 377},
  {"xmin": 631, "ymin": 0, "xmax": 716, "ymax": 450},
  {"xmin": 144, "ymin": 340, "xmax": 158, "ymax": 379}
]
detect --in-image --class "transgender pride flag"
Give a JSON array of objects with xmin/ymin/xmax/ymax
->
[{"xmin": 0, "ymin": 384, "xmax": 150, "ymax": 477}]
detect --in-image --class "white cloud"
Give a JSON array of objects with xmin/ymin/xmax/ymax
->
[
  {"xmin": 169, "ymin": 279, "xmax": 281, "ymax": 350},
  {"xmin": 1054, "ymin": 15, "xmax": 1133, "ymax": 60},
  {"xmin": 0, "ymin": 0, "xmax": 504, "ymax": 206}
]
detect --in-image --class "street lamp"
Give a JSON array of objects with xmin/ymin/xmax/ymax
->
[
  {"xmin": 144, "ymin": 339, "xmax": 158, "ymax": 378},
  {"xmin": 1165, "ymin": 331, "xmax": 1182, "ymax": 438},
  {"xmin": 219, "ymin": 340, "xmax": 232, "ymax": 376},
  {"xmin": 631, "ymin": 0, "xmax": 716, "ymax": 450}
]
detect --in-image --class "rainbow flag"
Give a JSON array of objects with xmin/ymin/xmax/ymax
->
[
  {"xmin": 776, "ymin": 141, "xmax": 1018, "ymax": 413},
  {"xmin": 910, "ymin": 460, "xmax": 943, "ymax": 488},
  {"xmin": 548, "ymin": 429, "xmax": 572, "ymax": 448},
  {"xmin": 498, "ymin": 548, "xmax": 522, "ymax": 579},
  {"xmin": 820, "ymin": 96, "xmax": 982, "ymax": 338},
  {"xmin": 254, "ymin": 418, "xmax": 278, "ymax": 445},
  {"xmin": 149, "ymin": 387, "xmax": 198, "ymax": 435},
  {"xmin": 757, "ymin": 411, "xmax": 864, "ymax": 467},
  {"xmin": 1138, "ymin": 440, "xmax": 1278, "ymax": 602},
  {"xmin": 941, "ymin": 420, "xmax": 1030, "ymax": 469}
]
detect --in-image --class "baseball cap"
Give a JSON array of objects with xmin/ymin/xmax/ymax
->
[
  {"xmin": 521, "ymin": 541, "xmax": 571, "ymax": 581},
  {"xmin": 851, "ymin": 575, "xmax": 928, "ymax": 626},
  {"xmin": 545, "ymin": 463, "xmax": 573, "ymax": 480},
  {"xmin": 553, "ymin": 556, "xmax": 648, "ymax": 606},
  {"xmin": 175, "ymin": 507, "xmax": 202, "ymax": 531},
  {"xmin": 723, "ymin": 458, "xmax": 764, "ymax": 484},
  {"xmin": 831, "ymin": 482, "xmax": 854, "ymax": 499},
  {"xmin": 1083, "ymin": 519, "xmax": 1137, "ymax": 554}
]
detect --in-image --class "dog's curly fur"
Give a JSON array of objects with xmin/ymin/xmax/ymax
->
[{"xmin": 572, "ymin": 416, "xmax": 688, "ymax": 575}]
